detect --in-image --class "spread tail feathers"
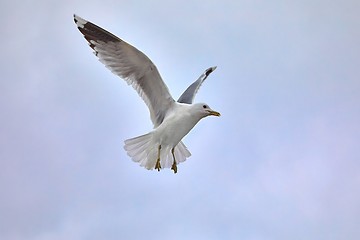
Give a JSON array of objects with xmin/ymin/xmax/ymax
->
[{"xmin": 124, "ymin": 133, "xmax": 191, "ymax": 170}]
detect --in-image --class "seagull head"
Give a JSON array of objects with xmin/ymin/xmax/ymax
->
[{"xmin": 193, "ymin": 103, "xmax": 221, "ymax": 118}]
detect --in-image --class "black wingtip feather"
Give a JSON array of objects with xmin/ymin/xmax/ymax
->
[{"xmin": 205, "ymin": 67, "xmax": 214, "ymax": 77}]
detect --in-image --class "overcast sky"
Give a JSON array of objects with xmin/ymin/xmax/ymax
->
[{"xmin": 1, "ymin": 0, "xmax": 360, "ymax": 239}]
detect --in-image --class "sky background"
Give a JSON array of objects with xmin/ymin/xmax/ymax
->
[{"xmin": 1, "ymin": 0, "xmax": 360, "ymax": 239}]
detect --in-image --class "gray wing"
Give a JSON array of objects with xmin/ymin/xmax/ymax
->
[
  {"xmin": 74, "ymin": 15, "xmax": 174, "ymax": 127},
  {"xmin": 177, "ymin": 66, "xmax": 217, "ymax": 104}
]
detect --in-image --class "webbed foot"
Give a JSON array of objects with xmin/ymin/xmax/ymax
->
[
  {"xmin": 171, "ymin": 162, "xmax": 177, "ymax": 174},
  {"xmin": 171, "ymin": 148, "xmax": 177, "ymax": 174},
  {"xmin": 155, "ymin": 159, "xmax": 161, "ymax": 171},
  {"xmin": 155, "ymin": 145, "xmax": 161, "ymax": 171}
]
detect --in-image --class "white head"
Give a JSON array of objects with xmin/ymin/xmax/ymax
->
[{"xmin": 192, "ymin": 103, "xmax": 221, "ymax": 119}]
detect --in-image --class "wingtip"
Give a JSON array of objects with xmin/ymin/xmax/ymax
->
[
  {"xmin": 205, "ymin": 66, "xmax": 217, "ymax": 76},
  {"xmin": 73, "ymin": 14, "xmax": 87, "ymax": 28}
]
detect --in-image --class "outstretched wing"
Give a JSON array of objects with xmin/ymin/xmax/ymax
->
[
  {"xmin": 74, "ymin": 15, "xmax": 174, "ymax": 127},
  {"xmin": 177, "ymin": 66, "xmax": 217, "ymax": 104}
]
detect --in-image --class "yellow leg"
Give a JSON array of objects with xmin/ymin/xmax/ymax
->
[
  {"xmin": 155, "ymin": 145, "xmax": 161, "ymax": 171},
  {"xmin": 171, "ymin": 148, "xmax": 177, "ymax": 174}
]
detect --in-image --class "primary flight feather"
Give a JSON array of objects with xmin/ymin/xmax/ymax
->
[{"xmin": 74, "ymin": 15, "xmax": 220, "ymax": 173}]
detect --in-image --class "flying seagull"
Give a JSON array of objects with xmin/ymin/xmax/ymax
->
[{"xmin": 73, "ymin": 15, "xmax": 220, "ymax": 173}]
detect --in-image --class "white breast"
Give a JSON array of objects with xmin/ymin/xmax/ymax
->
[{"xmin": 153, "ymin": 103, "xmax": 201, "ymax": 148}]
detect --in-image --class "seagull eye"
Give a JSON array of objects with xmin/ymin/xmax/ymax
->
[{"xmin": 203, "ymin": 105, "xmax": 207, "ymax": 109}]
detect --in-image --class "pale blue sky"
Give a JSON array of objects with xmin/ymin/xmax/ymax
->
[{"xmin": 1, "ymin": 0, "xmax": 359, "ymax": 239}]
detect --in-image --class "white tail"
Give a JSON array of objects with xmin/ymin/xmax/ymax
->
[{"xmin": 124, "ymin": 133, "xmax": 191, "ymax": 170}]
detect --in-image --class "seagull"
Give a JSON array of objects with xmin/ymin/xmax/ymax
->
[{"xmin": 73, "ymin": 15, "xmax": 220, "ymax": 173}]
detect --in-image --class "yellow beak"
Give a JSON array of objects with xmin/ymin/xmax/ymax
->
[{"xmin": 208, "ymin": 110, "xmax": 221, "ymax": 117}]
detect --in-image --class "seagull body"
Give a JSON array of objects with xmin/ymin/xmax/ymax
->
[{"xmin": 74, "ymin": 15, "xmax": 220, "ymax": 173}]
